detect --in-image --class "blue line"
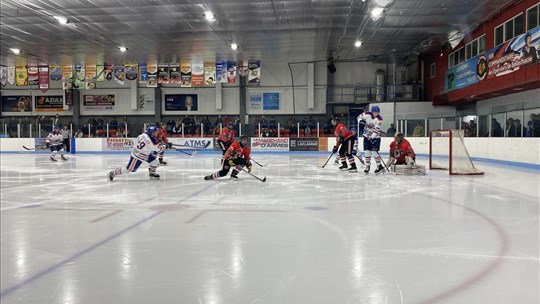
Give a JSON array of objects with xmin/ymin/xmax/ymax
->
[{"xmin": 0, "ymin": 183, "xmax": 215, "ymax": 299}]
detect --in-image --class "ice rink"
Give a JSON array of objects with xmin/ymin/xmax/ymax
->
[{"xmin": 1, "ymin": 152, "xmax": 539, "ymax": 304}]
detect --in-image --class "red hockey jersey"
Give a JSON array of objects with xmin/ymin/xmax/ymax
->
[
  {"xmin": 157, "ymin": 128, "xmax": 169, "ymax": 144},
  {"xmin": 218, "ymin": 127, "xmax": 235, "ymax": 143},
  {"xmin": 389, "ymin": 139, "xmax": 415, "ymax": 164},
  {"xmin": 334, "ymin": 123, "xmax": 353, "ymax": 145},
  {"xmin": 224, "ymin": 141, "xmax": 251, "ymax": 161}
]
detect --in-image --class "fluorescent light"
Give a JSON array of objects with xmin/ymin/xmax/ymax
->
[
  {"xmin": 118, "ymin": 46, "xmax": 128, "ymax": 52},
  {"xmin": 354, "ymin": 40, "xmax": 362, "ymax": 47},
  {"xmin": 204, "ymin": 11, "xmax": 215, "ymax": 21},
  {"xmin": 371, "ymin": 7, "xmax": 384, "ymax": 18},
  {"xmin": 231, "ymin": 43, "xmax": 238, "ymax": 50},
  {"xmin": 53, "ymin": 16, "xmax": 69, "ymax": 24},
  {"xmin": 10, "ymin": 48, "xmax": 21, "ymax": 54}
]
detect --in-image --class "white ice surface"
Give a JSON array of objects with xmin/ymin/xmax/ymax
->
[{"xmin": 1, "ymin": 152, "xmax": 539, "ymax": 304}]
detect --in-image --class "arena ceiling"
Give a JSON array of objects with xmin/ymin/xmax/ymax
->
[{"xmin": 0, "ymin": 0, "xmax": 513, "ymax": 66}]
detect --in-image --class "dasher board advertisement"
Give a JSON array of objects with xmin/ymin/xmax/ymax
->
[{"xmin": 251, "ymin": 137, "xmax": 289, "ymax": 151}]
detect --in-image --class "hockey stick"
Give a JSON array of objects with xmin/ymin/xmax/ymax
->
[
  {"xmin": 321, "ymin": 152, "xmax": 335, "ymax": 168},
  {"xmin": 353, "ymin": 154, "xmax": 365, "ymax": 165},
  {"xmin": 372, "ymin": 150, "xmax": 394, "ymax": 175},
  {"xmin": 23, "ymin": 146, "xmax": 36, "ymax": 150},
  {"xmin": 172, "ymin": 147, "xmax": 197, "ymax": 156},
  {"xmin": 251, "ymin": 158, "xmax": 266, "ymax": 167},
  {"xmin": 241, "ymin": 168, "xmax": 267, "ymax": 182}
]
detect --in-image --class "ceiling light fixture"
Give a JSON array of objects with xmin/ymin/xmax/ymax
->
[
  {"xmin": 231, "ymin": 43, "xmax": 238, "ymax": 50},
  {"xmin": 204, "ymin": 11, "xmax": 215, "ymax": 21},
  {"xmin": 53, "ymin": 16, "xmax": 69, "ymax": 24},
  {"xmin": 10, "ymin": 48, "xmax": 21, "ymax": 54},
  {"xmin": 354, "ymin": 40, "xmax": 362, "ymax": 48},
  {"xmin": 371, "ymin": 7, "xmax": 384, "ymax": 18},
  {"xmin": 118, "ymin": 46, "xmax": 128, "ymax": 52}
]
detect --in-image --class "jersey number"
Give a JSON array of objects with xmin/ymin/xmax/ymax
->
[{"xmin": 137, "ymin": 141, "xmax": 146, "ymax": 149}]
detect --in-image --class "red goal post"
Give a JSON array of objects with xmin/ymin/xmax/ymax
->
[{"xmin": 429, "ymin": 129, "xmax": 484, "ymax": 175}]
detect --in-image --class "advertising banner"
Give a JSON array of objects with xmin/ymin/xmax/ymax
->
[
  {"xmin": 445, "ymin": 25, "xmax": 540, "ymax": 92},
  {"xmin": 248, "ymin": 60, "xmax": 261, "ymax": 86},
  {"xmin": 164, "ymin": 94, "xmax": 197, "ymax": 111},
  {"xmin": 251, "ymin": 137, "xmax": 289, "ymax": 151},
  {"xmin": 191, "ymin": 60, "xmax": 204, "ymax": 86},
  {"xmin": 158, "ymin": 64, "xmax": 170, "ymax": 83},
  {"xmin": 102, "ymin": 137, "xmax": 136, "ymax": 151},
  {"xmin": 227, "ymin": 61, "xmax": 237, "ymax": 83},
  {"xmin": 204, "ymin": 62, "xmax": 216, "ymax": 85},
  {"xmin": 147, "ymin": 63, "xmax": 158, "ymax": 87},
  {"xmin": 49, "ymin": 65, "xmax": 62, "ymax": 81},
  {"xmin": 83, "ymin": 94, "xmax": 115, "ymax": 110},
  {"xmin": 249, "ymin": 94, "xmax": 262, "ymax": 110},
  {"xmin": 113, "ymin": 64, "xmax": 125, "ymax": 85},
  {"xmin": 35, "ymin": 95, "xmax": 63, "ymax": 112},
  {"xmin": 169, "ymin": 64, "xmax": 181, "ymax": 84},
  {"xmin": 181, "ymin": 60, "xmax": 192, "ymax": 87},
  {"xmin": 62, "ymin": 65, "xmax": 72, "ymax": 89},
  {"xmin": 0, "ymin": 66, "xmax": 6, "ymax": 87},
  {"xmin": 289, "ymin": 138, "xmax": 318, "ymax": 151},
  {"xmin": 1, "ymin": 96, "xmax": 31, "ymax": 112},
  {"xmin": 125, "ymin": 63, "xmax": 138, "ymax": 81},
  {"xmin": 139, "ymin": 63, "xmax": 148, "ymax": 83},
  {"xmin": 8, "ymin": 66, "xmax": 15, "ymax": 85},
  {"xmin": 263, "ymin": 92, "xmax": 280, "ymax": 110},
  {"xmin": 169, "ymin": 137, "xmax": 213, "ymax": 150}
]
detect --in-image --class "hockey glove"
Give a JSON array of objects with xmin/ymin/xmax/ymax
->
[
  {"xmin": 46, "ymin": 142, "xmax": 50, "ymax": 148},
  {"xmin": 228, "ymin": 159, "xmax": 234, "ymax": 167},
  {"xmin": 167, "ymin": 143, "xmax": 173, "ymax": 149},
  {"xmin": 370, "ymin": 132, "xmax": 378, "ymax": 139},
  {"xmin": 247, "ymin": 163, "xmax": 252, "ymax": 172},
  {"xmin": 332, "ymin": 146, "xmax": 339, "ymax": 153}
]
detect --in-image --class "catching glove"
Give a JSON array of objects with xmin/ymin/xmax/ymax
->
[
  {"xmin": 228, "ymin": 159, "xmax": 234, "ymax": 167},
  {"xmin": 332, "ymin": 146, "xmax": 339, "ymax": 153},
  {"xmin": 370, "ymin": 132, "xmax": 377, "ymax": 139},
  {"xmin": 247, "ymin": 163, "xmax": 252, "ymax": 172}
]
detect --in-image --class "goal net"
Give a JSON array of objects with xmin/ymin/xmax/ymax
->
[{"xmin": 429, "ymin": 129, "xmax": 484, "ymax": 175}]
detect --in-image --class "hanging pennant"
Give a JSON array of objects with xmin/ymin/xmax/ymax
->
[
  {"xmin": 239, "ymin": 60, "xmax": 248, "ymax": 77},
  {"xmin": 139, "ymin": 63, "xmax": 148, "ymax": 83},
  {"xmin": 147, "ymin": 63, "xmax": 158, "ymax": 87},
  {"xmin": 191, "ymin": 60, "xmax": 204, "ymax": 87},
  {"xmin": 113, "ymin": 64, "xmax": 125, "ymax": 85},
  {"xmin": 248, "ymin": 60, "xmax": 261, "ymax": 86},
  {"xmin": 204, "ymin": 62, "xmax": 215, "ymax": 85},
  {"xmin": 96, "ymin": 64, "xmax": 105, "ymax": 81},
  {"xmin": 28, "ymin": 66, "xmax": 38, "ymax": 85},
  {"xmin": 38, "ymin": 66, "xmax": 49, "ymax": 92},
  {"xmin": 16, "ymin": 66, "xmax": 28, "ymax": 86},
  {"xmin": 216, "ymin": 61, "xmax": 227, "ymax": 83},
  {"xmin": 125, "ymin": 63, "xmax": 138, "ymax": 81},
  {"xmin": 7, "ymin": 66, "xmax": 15, "ymax": 85},
  {"xmin": 50, "ymin": 65, "xmax": 62, "ymax": 81},
  {"xmin": 85, "ymin": 65, "xmax": 96, "ymax": 89},
  {"xmin": 169, "ymin": 64, "xmax": 181, "ymax": 83},
  {"xmin": 0, "ymin": 66, "xmax": 7, "ymax": 87},
  {"xmin": 104, "ymin": 64, "xmax": 114, "ymax": 81},
  {"xmin": 73, "ymin": 64, "xmax": 85, "ymax": 88},
  {"xmin": 62, "ymin": 65, "xmax": 73, "ymax": 89},
  {"xmin": 180, "ymin": 60, "xmax": 192, "ymax": 87},
  {"xmin": 158, "ymin": 64, "xmax": 169, "ymax": 83},
  {"xmin": 227, "ymin": 61, "xmax": 237, "ymax": 83}
]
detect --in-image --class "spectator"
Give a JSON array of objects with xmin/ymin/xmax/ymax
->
[
  {"xmin": 74, "ymin": 128, "xmax": 84, "ymax": 138},
  {"xmin": 182, "ymin": 115, "xmax": 192, "ymax": 134},
  {"xmin": 21, "ymin": 117, "xmax": 31, "ymax": 137},
  {"xmin": 166, "ymin": 118, "xmax": 175, "ymax": 133},
  {"xmin": 508, "ymin": 119, "xmax": 524, "ymax": 137},
  {"xmin": 304, "ymin": 125, "xmax": 312, "ymax": 136},
  {"xmin": 287, "ymin": 116, "xmax": 297, "ymax": 135},
  {"xmin": 213, "ymin": 115, "xmax": 223, "ymax": 135},
  {"xmin": 172, "ymin": 123, "xmax": 182, "ymax": 135},
  {"xmin": 506, "ymin": 118, "xmax": 515, "ymax": 137},
  {"xmin": 525, "ymin": 113, "xmax": 535, "ymax": 137},
  {"xmin": 269, "ymin": 116, "xmax": 277, "ymax": 129},
  {"xmin": 8, "ymin": 117, "xmax": 18, "ymax": 137},
  {"xmin": 535, "ymin": 114, "xmax": 540, "ymax": 137},
  {"xmin": 308, "ymin": 116, "xmax": 317, "ymax": 129},
  {"xmin": 202, "ymin": 116, "xmax": 211, "ymax": 134},
  {"xmin": 110, "ymin": 116, "xmax": 118, "ymax": 129},
  {"xmin": 53, "ymin": 114, "xmax": 60, "ymax": 127},
  {"xmin": 122, "ymin": 116, "xmax": 129, "ymax": 128},
  {"xmin": 412, "ymin": 122, "xmax": 424, "ymax": 137},
  {"xmin": 86, "ymin": 116, "xmax": 97, "ymax": 136},
  {"xmin": 491, "ymin": 118, "xmax": 503, "ymax": 137},
  {"xmin": 386, "ymin": 123, "xmax": 396, "ymax": 137},
  {"xmin": 300, "ymin": 117, "xmax": 308, "ymax": 130},
  {"xmin": 260, "ymin": 116, "xmax": 268, "ymax": 128},
  {"xmin": 223, "ymin": 115, "xmax": 231, "ymax": 125}
]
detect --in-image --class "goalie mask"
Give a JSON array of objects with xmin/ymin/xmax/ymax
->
[
  {"xmin": 239, "ymin": 136, "xmax": 249, "ymax": 148},
  {"xmin": 395, "ymin": 132, "xmax": 404, "ymax": 143}
]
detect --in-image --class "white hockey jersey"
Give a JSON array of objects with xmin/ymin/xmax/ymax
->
[
  {"xmin": 357, "ymin": 112, "xmax": 383, "ymax": 139},
  {"xmin": 46, "ymin": 132, "xmax": 63, "ymax": 146},
  {"xmin": 132, "ymin": 133, "xmax": 164, "ymax": 162}
]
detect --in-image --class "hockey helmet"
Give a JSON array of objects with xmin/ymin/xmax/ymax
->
[
  {"xmin": 395, "ymin": 132, "xmax": 404, "ymax": 142},
  {"xmin": 371, "ymin": 106, "xmax": 380, "ymax": 113},
  {"xmin": 146, "ymin": 125, "xmax": 158, "ymax": 136},
  {"xmin": 350, "ymin": 127, "xmax": 357, "ymax": 132},
  {"xmin": 53, "ymin": 125, "xmax": 60, "ymax": 130},
  {"xmin": 239, "ymin": 135, "xmax": 249, "ymax": 147}
]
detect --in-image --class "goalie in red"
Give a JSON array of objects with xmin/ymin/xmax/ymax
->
[
  {"xmin": 385, "ymin": 132, "xmax": 425, "ymax": 175},
  {"xmin": 204, "ymin": 135, "xmax": 252, "ymax": 180}
]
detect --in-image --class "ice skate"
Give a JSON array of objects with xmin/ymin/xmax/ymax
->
[
  {"xmin": 159, "ymin": 159, "xmax": 167, "ymax": 165},
  {"xmin": 61, "ymin": 155, "xmax": 68, "ymax": 161},
  {"xmin": 338, "ymin": 162, "xmax": 348, "ymax": 171},
  {"xmin": 230, "ymin": 172, "xmax": 239, "ymax": 179},
  {"xmin": 348, "ymin": 165, "xmax": 357, "ymax": 173},
  {"xmin": 50, "ymin": 156, "xmax": 57, "ymax": 162},
  {"xmin": 364, "ymin": 165, "xmax": 370, "ymax": 174},
  {"xmin": 108, "ymin": 171, "xmax": 115, "ymax": 181},
  {"xmin": 204, "ymin": 175, "xmax": 213, "ymax": 180},
  {"xmin": 149, "ymin": 172, "xmax": 160, "ymax": 180},
  {"xmin": 374, "ymin": 164, "xmax": 385, "ymax": 175}
]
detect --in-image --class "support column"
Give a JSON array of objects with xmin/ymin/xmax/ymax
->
[{"xmin": 154, "ymin": 87, "xmax": 161, "ymax": 123}]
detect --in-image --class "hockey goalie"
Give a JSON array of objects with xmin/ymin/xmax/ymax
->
[{"xmin": 385, "ymin": 132, "xmax": 426, "ymax": 175}]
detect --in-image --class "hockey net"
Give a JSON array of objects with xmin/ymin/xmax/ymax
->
[{"xmin": 429, "ymin": 129, "xmax": 484, "ymax": 175}]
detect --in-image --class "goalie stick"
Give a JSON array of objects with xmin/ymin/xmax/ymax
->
[{"xmin": 241, "ymin": 168, "xmax": 267, "ymax": 182}]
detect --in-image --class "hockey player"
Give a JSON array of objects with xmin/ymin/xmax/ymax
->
[
  {"xmin": 357, "ymin": 106, "xmax": 384, "ymax": 174},
  {"xmin": 386, "ymin": 132, "xmax": 416, "ymax": 166},
  {"xmin": 217, "ymin": 121, "xmax": 235, "ymax": 155},
  {"xmin": 331, "ymin": 118, "xmax": 357, "ymax": 172},
  {"xmin": 108, "ymin": 125, "xmax": 164, "ymax": 181},
  {"xmin": 204, "ymin": 135, "xmax": 252, "ymax": 180},
  {"xmin": 334, "ymin": 127, "xmax": 363, "ymax": 165},
  {"xmin": 46, "ymin": 125, "xmax": 68, "ymax": 162},
  {"xmin": 156, "ymin": 122, "xmax": 171, "ymax": 165}
]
